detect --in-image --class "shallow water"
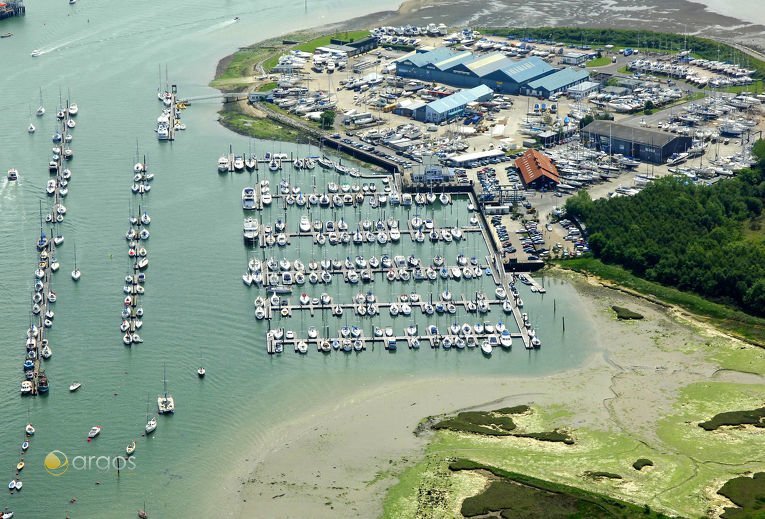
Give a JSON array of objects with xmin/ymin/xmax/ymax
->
[{"xmin": 0, "ymin": 1, "xmax": 600, "ymax": 515}]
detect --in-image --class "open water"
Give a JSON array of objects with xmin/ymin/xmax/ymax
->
[{"xmin": 0, "ymin": 0, "xmax": 600, "ymax": 516}]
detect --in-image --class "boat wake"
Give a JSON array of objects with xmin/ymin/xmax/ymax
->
[{"xmin": 200, "ymin": 17, "xmax": 240, "ymax": 34}]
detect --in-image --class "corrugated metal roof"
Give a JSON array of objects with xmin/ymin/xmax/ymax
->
[
  {"xmin": 466, "ymin": 53, "xmax": 516, "ymax": 77},
  {"xmin": 433, "ymin": 51, "xmax": 474, "ymax": 70},
  {"xmin": 397, "ymin": 47, "xmax": 461, "ymax": 68},
  {"xmin": 515, "ymin": 149, "xmax": 559, "ymax": 185},
  {"xmin": 526, "ymin": 67, "xmax": 589, "ymax": 91},
  {"xmin": 426, "ymin": 85, "xmax": 493, "ymax": 115},
  {"xmin": 502, "ymin": 57, "xmax": 555, "ymax": 83},
  {"xmin": 582, "ymin": 120, "xmax": 689, "ymax": 148}
]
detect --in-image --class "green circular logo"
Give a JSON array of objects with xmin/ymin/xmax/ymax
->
[{"xmin": 44, "ymin": 450, "xmax": 69, "ymax": 476}]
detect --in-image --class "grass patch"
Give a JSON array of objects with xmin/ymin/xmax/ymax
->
[
  {"xmin": 555, "ymin": 258, "xmax": 765, "ymax": 346},
  {"xmin": 587, "ymin": 56, "xmax": 612, "ymax": 67},
  {"xmin": 256, "ymin": 82, "xmax": 277, "ymax": 92},
  {"xmin": 698, "ymin": 406, "xmax": 765, "ymax": 431},
  {"xmin": 718, "ymin": 472, "xmax": 765, "ymax": 518},
  {"xmin": 450, "ymin": 459, "xmax": 669, "ymax": 518},
  {"xmin": 612, "ymin": 305, "xmax": 644, "ymax": 320},
  {"xmin": 633, "ymin": 459, "xmax": 654, "ymax": 471},
  {"xmin": 217, "ymin": 109, "xmax": 299, "ymax": 142}
]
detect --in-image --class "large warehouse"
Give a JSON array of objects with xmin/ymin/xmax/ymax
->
[
  {"xmin": 581, "ymin": 121, "xmax": 694, "ymax": 164},
  {"xmin": 412, "ymin": 84, "xmax": 493, "ymax": 122},
  {"xmin": 395, "ymin": 47, "xmax": 584, "ymax": 97}
]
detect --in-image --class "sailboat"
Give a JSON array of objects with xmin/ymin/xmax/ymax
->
[
  {"xmin": 157, "ymin": 364, "xmax": 175, "ymax": 414},
  {"xmin": 197, "ymin": 349, "xmax": 205, "ymax": 378},
  {"xmin": 36, "ymin": 88, "xmax": 45, "ymax": 117},
  {"xmin": 145, "ymin": 394, "xmax": 157, "ymax": 434},
  {"xmin": 36, "ymin": 201, "xmax": 48, "ymax": 251},
  {"xmin": 71, "ymin": 243, "xmax": 81, "ymax": 281}
]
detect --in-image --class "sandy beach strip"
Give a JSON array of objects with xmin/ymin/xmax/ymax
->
[{"xmin": 222, "ymin": 272, "xmax": 762, "ymax": 518}]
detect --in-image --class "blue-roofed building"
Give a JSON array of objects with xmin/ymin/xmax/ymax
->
[
  {"xmin": 395, "ymin": 49, "xmax": 558, "ymax": 94},
  {"xmin": 413, "ymin": 85, "xmax": 494, "ymax": 123},
  {"xmin": 524, "ymin": 67, "xmax": 590, "ymax": 98}
]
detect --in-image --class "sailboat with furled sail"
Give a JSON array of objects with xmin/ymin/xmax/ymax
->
[{"xmin": 157, "ymin": 364, "xmax": 174, "ymax": 414}]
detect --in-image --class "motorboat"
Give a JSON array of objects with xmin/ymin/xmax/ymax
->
[
  {"xmin": 25, "ymin": 423, "xmax": 35, "ymax": 436},
  {"xmin": 481, "ymin": 340, "xmax": 492, "ymax": 356},
  {"xmin": 69, "ymin": 382, "xmax": 82, "ymax": 392},
  {"xmin": 87, "ymin": 425, "xmax": 102, "ymax": 439},
  {"xmin": 217, "ymin": 156, "xmax": 230, "ymax": 172},
  {"xmin": 7, "ymin": 168, "xmax": 18, "ymax": 181},
  {"xmin": 241, "ymin": 187, "xmax": 256, "ymax": 210},
  {"xmin": 126, "ymin": 440, "xmax": 137, "ymax": 456},
  {"xmin": 31, "ymin": 50, "xmax": 42, "ymax": 57}
]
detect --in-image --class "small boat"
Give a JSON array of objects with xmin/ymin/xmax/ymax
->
[
  {"xmin": 31, "ymin": 50, "xmax": 42, "ymax": 57},
  {"xmin": 145, "ymin": 416, "xmax": 157, "ymax": 434},
  {"xmin": 21, "ymin": 441, "xmax": 29, "ymax": 451},
  {"xmin": 16, "ymin": 461, "xmax": 24, "ymax": 471},
  {"xmin": 481, "ymin": 340, "xmax": 492, "ymax": 356},
  {"xmin": 126, "ymin": 440, "xmax": 137, "ymax": 456},
  {"xmin": 8, "ymin": 480, "xmax": 16, "ymax": 491},
  {"xmin": 87, "ymin": 425, "xmax": 102, "ymax": 440},
  {"xmin": 28, "ymin": 123, "xmax": 35, "ymax": 134},
  {"xmin": 197, "ymin": 366, "xmax": 205, "ymax": 378},
  {"xmin": 7, "ymin": 168, "xmax": 18, "ymax": 181},
  {"xmin": 0, "ymin": 32, "xmax": 12, "ymax": 38},
  {"xmin": 69, "ymin": 382, "xmax": 82, "ymax": 392}
]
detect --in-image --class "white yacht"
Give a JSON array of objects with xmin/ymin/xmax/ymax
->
[
  {"xmin": 241, "ymin": 187, "xmax": 256, "ymax": 210},
  {"xmin": 217, "ymin": 156, "xmax": 230, "ymax": 172}
]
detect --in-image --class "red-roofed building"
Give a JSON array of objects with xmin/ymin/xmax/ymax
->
[{"xmin": 514, "ymin": 149, "xmax": 559, "ymax": 189}]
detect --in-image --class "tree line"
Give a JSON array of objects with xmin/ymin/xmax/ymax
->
[{"xmin": 565, "ymin": 140, "xmax": 765, "ymax": 315}]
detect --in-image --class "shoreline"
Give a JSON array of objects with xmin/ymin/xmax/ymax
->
[{"xmin": 224, "ymin": 269, "xmax": 764, "ymax": 518}]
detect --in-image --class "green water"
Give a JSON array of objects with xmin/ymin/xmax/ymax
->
[{"xmin": 0, "ymin": 1, "xmax": 600, "ymax": 516}]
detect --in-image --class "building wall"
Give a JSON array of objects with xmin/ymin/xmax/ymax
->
[
  {"xmin": 582, "ymin": 132, "xmax": 693, "ymax": 164},
  {"xmin": 395, "ymin": 64, "xmax": 523, "ymax": 94}
]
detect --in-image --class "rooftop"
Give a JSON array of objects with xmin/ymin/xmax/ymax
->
[
  {"xmin": 526, "ymin": 67, "xmax": 589, "ymax": 92},
  {"xmin": 502, "ymin": 57, "xmax": 555, "ymax": 83},
  {"xmin": 515, "ymin": 149, "xmax": 560, "ymax": 185},
  {"xmin": 426, "ymin": 84, "xmax": 493, "ymax": 114},
  {"xmin": 582, "ymin": 120, "xmax": 690, "ymax": 147}
]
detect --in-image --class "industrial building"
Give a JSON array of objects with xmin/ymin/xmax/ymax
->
[
  {"xmin": 580, "ymin": 120, "xmax": 694, "ymax": 164},
  {"xmin": 411, "ymin": 164, "xmax": 456, "ymax": 184},
  {"xmin": 567, "ymin": 80, "xmax": 601, "ymax": 99},
  {"xmin": 561, "ymin": 52, "xmax": 587, "ymax": 65},
  {"xmin": 328, "ymin": 36, "xmax": 378, "ymax": 57},
  {"xmin": 515, "ymin": 149, "xmax": 560, "ymax": 189},
  {"xmin": 412, "ymin": 84, "xmax": 493, "ymax": 123},
  {"xmin": 524, "ymin": 68, "xmax": 590, "ymax": 98},
  {"xmin": 395, "ymin": 48, "xmax": 585, "ymax": 97}
]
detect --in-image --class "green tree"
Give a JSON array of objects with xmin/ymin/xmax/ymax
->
[{"xmin": 319, "ymin": 110, "xmax": 336, "ymax": 130}]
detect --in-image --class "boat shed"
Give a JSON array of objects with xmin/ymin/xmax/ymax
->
[
  {"xmin": 524, "ymin": 68, "xmax": 590, "ymax": 98},
  {"xmin": 515, "ymin": 149, "xmax": 560, "ymax": 189},
  {"xmin": 413, "ymin": 84, "xmax": 494, "ymax": 123},
  {"xmin": 395, "ymin": 47, "xmax": 556, "ymax": 94},
  {"xmin": 580, "ymin": 120, "xmax": 693, "ymax": 164},
  {"xmin": 329, "ymin": 35, "xmax": 378, "ymax": 56}
]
